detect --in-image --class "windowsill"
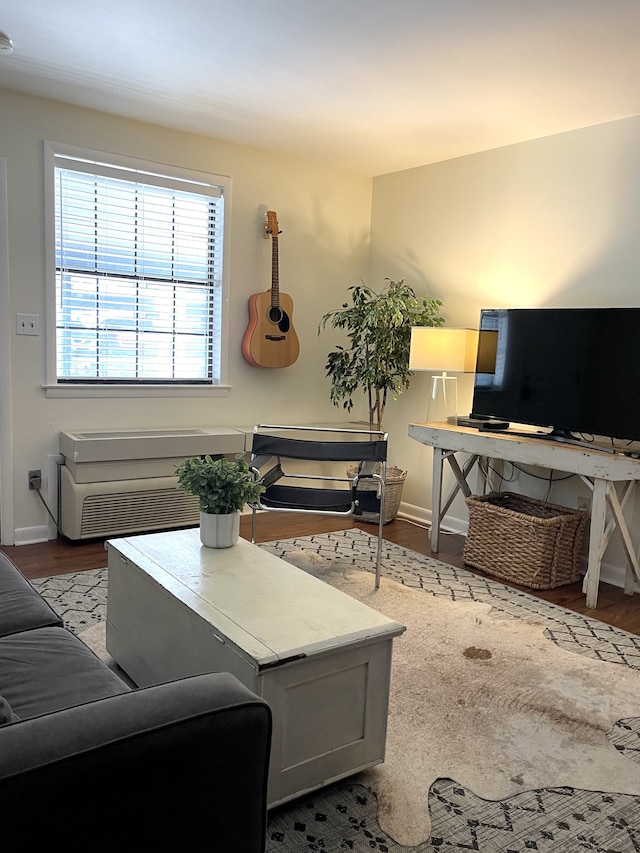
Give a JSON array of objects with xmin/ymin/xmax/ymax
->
[{"xmin": 43, "ymin": 383, "xmax": 231, "ymax": 399}]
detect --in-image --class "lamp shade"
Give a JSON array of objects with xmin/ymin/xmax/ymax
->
[
  {"xmin": 476, "ymin": 329, "xmax": 498, "ymax": 374},
  {"xmin": 409, "ymin": 327, "xmax": 479, "ymax": 373}
]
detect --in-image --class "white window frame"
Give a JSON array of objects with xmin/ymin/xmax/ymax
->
[
  {"xmin": 43, "ymin": 141, "xmax": 232, "ymax": 399},
  {"xmin": 0, "ymin": 156, "xmax": 15, "ymax": 544}
]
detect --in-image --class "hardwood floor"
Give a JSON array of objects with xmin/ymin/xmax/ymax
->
[{"xmin": 2, "ymin": 513, "xmax": 639, "ymax": 635}]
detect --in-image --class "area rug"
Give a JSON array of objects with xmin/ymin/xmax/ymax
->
[{"xmin": 32, "ymin": 529, "xmax": 640, "ymax": 852}]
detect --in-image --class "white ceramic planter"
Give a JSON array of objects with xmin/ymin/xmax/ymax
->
[{"xmin": 199, "ymin": 511, "xmax": 240, "ymax": 548}]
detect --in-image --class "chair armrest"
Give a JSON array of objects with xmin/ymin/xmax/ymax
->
[
  {"xmin": 0, "ymin": 672, "xmax": 272, "ymax": 852},
  {"xmin": 250, "ymin": 455, "xmax": 284, "ymax": 489}
]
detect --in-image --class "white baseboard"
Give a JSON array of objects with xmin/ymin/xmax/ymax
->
[
  {"xmin": 595, "ymin": 558, "xmax": 640, "ymax": 593},
  {"xmin": 14, "ymin": 525, "xmax": 50, "ymax": 545},
  {"xmin": 398, "ymin": 500, "xmax": 468, "ymax": 537}
]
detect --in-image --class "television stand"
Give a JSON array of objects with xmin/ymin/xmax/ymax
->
[{"xmin": 408, "ymin": 421, "xmax": 640, "ymax": 609}]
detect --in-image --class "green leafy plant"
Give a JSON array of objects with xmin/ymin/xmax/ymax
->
[
  {"xmin": 175, "ymin": 454, "xmax": 265, "ymax": 515},
  {"xmin": 318, "ymin": 279, "xmax": 444, "ymax": 431}
]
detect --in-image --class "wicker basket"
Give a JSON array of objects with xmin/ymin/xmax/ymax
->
[
  {"xmin": 349, "ymin": 465, "xmax": 407, "ymax": 524},
  {"xmin": 463, "ymin": 491, "xmax": 588, "ymax": 589}
]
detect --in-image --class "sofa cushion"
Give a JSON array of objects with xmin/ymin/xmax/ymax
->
[
  {"xmin": 0, "ymin": 695, "xmax": 19, "ymax": 725},
  {"xmin": 0, "ymin": 627, "xmax": 130, "ymax": 719},
  {"xmin": 0, "ymin": 552, "xmax": 62, "ymax": 638}
]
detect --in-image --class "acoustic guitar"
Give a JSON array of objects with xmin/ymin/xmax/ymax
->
[{"xmin": 242, "ymin": 211, "xmax": 300, "ymax": 368}]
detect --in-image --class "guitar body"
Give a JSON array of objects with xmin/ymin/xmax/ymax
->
[
  {"xmin": 242, "ymin": 290, "xmax": 300, "ymax": 368},
  {"xmin": 242, "ymin": 210, "xmax": 300, "ymax": 368}
]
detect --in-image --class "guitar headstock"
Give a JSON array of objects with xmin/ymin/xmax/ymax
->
[{"xmin": 265, "ymin": 210, "xmax": 281, "ymax": 238}]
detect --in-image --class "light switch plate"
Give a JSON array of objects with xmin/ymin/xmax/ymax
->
[{"xmin": 16, "ymin": 313, "xmax": 39, "ymax": 336}]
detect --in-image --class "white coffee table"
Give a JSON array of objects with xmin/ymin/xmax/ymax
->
[{"xmin": 105, "ymin": 528, "xmax": 405, "ymax": 807}]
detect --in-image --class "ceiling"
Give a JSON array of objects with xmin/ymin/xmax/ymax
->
[{"xmin": 1, "ymin": 0, "xmax": 640, "ymax": 176}]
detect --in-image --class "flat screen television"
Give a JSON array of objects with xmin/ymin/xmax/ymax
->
[{"xmin": 470, "ymin": 307, "xmax": 640, "ymax": 445}]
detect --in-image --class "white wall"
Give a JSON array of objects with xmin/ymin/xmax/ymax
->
[
  {"xmin": 370, "ymin": 115, "xmax": 640, "ymax": 581},
  {"xmin": 0, "ymin": 89, "xmax": 373, "ymax": 543}
]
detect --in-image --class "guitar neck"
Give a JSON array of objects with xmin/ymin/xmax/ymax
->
[{"xmin": 271, "ymin": 235, "xmax": 280, "ymax": 308}]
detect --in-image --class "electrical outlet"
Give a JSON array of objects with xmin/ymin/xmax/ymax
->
[
  {"xmin": 577, "ymin": 496, "xmax": 591, "ymax": 513},
  {"xmin": 28, "ymin": 469, "xmax": 42, "ymax": 490}
]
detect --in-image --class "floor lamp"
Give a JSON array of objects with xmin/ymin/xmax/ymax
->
[{"xmin": 409, "ymin": 327, "xmax": 479, "ymax": 424}]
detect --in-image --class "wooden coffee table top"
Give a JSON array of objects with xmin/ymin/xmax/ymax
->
[{"xmin": 107, "ymin": 528, "xmax": 404, "ymax": 668}]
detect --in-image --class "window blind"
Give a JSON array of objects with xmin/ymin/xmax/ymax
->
[{"xmin": 54, "ymin": 156, "xmax": 225, "ymax": 384}]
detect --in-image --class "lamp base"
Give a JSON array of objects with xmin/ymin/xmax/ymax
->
[{"xmin": 427, "ymin": 374, "xmax": 458, "ymax": 424}]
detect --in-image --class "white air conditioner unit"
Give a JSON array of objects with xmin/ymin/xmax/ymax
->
[
  {"xmin": 59, "ymin": 465, "xmax": 200, "ymax": 540},
  {"xmin": 58, "ymin": 426, "xmax": 249, "ymax": 540}
]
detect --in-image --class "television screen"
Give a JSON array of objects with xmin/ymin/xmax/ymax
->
[{"xmin": 470, "ymin": 307, "xmax": 640, "ymax": 444}]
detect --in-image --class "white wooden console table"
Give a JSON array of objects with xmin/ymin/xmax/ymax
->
[{"xmin": 408, "ymin": 421, "xmax": 640, "ymax": 609}]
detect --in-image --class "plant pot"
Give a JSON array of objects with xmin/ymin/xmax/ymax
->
[{"xmin": 199, "ymin": 511, "xmax": 240, "ymax": 548}]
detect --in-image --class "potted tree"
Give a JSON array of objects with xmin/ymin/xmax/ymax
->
[
  {"xmin": 318, "ymin": 278, "xmax": 444, "ymax": 521},
  {"xmin": 175, "ymin": 453, "xmax": 265, "ymax": 548}
]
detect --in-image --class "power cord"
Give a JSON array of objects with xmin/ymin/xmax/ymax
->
[{"xmin": 32, "ymin": 484, "xmax": 60, "ymax": 531}]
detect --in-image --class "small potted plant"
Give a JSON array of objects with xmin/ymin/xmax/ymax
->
[
  {"xmin": 318, "ymin": 278, "xmax": 444, "ymax": 521},
  {"xmin": 175, "ymin": 453, "xmax": 265, "ymax": 548}
]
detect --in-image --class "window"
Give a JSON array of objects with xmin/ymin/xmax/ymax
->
[{"xmin": 45, "ymin": 143, "xmax": 230, "ymax": 396}]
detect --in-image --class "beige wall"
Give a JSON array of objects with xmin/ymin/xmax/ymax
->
[
  {"xmin": 3, "ymin": 85, "xmax": 640, "ymax": 582},
  {"xmin": 0, "ymin": 89, "xmax": 373, "ymax": 543},
  {"xmin": 370, "ymin": 115, "xmax": 640, "ymax": 581}
]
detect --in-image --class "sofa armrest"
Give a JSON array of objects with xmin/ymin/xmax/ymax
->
[{"xmin": 0, "ymin": 672, "xmax": 272, "ymax": 852}]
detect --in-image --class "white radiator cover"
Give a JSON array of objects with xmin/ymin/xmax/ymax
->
[{"xmin": 60, "ymin": 464, "xmax": 200, "ymax": 540}]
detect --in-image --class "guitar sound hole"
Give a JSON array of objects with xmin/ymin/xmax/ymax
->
[{"xmin": 268, "ymin": 307, "xmax": 290, "ymax": 333}]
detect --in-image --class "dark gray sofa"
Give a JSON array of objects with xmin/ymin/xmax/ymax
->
[{"xmin": 0, "ymin": 550, "xmax": 272, "ymax": 850}]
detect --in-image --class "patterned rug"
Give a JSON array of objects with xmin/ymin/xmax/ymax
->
[{"xmin": 32, "ymin": 529, "xmax": 640, "ymax": 852}]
